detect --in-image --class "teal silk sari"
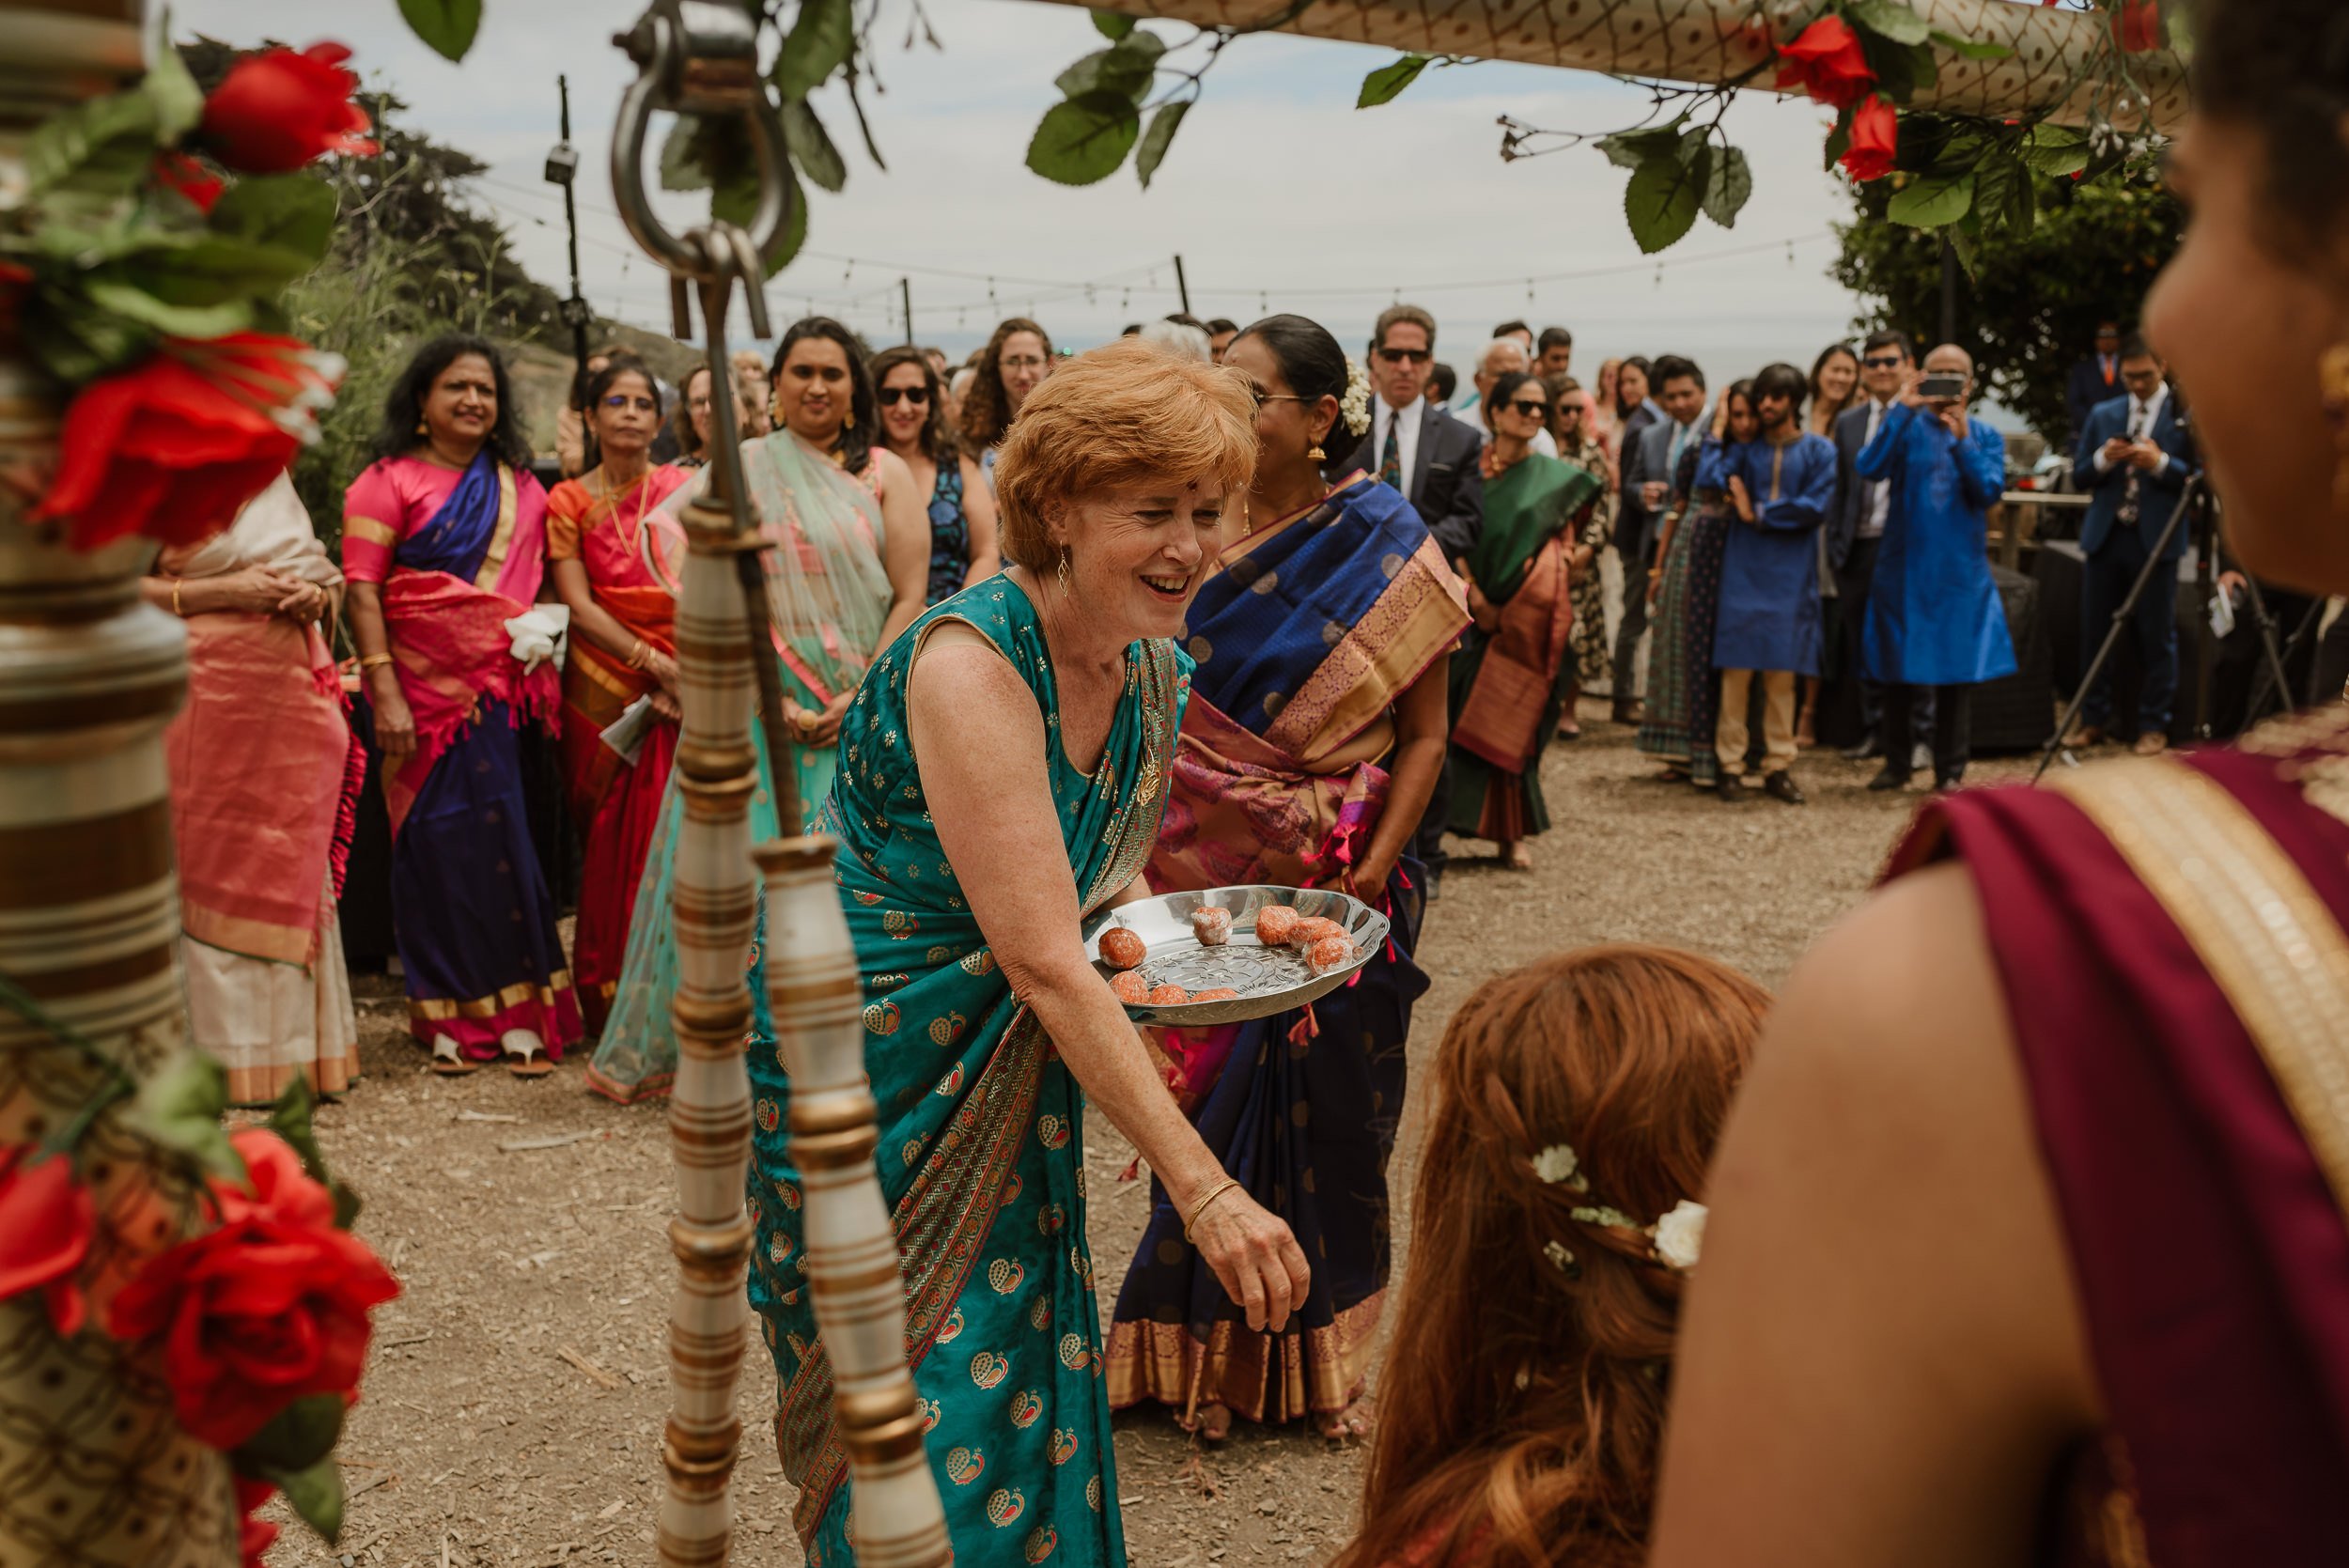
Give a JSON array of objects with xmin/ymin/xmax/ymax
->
[{"xmin": 747, "ymin": 579, "xmax": 1189, "ymax": 1566}]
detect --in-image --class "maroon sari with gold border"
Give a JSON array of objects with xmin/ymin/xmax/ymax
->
[{"xmin": 1887, "ymin": 718, "xmax": 2349, "ymax": 1564}]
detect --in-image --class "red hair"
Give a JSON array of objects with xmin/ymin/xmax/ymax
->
[{"xmin": 1335, "ymin": 944, "xmax": 1768, "ymax": 1568}]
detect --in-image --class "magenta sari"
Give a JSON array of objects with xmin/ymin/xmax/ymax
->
[{"xmin": 1888, "ymin": 721, "xmax": 2349, "ymax": 1563}]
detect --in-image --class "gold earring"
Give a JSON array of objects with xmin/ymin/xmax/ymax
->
[
  {"xmin": 414, "ymin": 418, "xmax": 428, "ymax": 437},
  {"xmin": 2323, "ymin": 344, "xmax": 2349, "ymax": 513},
  {"xmin": 1057, "ymin": 546, "xmax": 1073, "ymax": 599},
  {"xmin": 1307, "ymin": 443, "xmax": 1327, "ymax": 462}
]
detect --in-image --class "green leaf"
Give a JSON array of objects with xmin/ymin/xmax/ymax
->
[
  {"xmin": 1357, "ymin": 54, "xmax": 1432, "ymax": 109},
  {"xmin": 1973, "ymin": 152, "xmax": 2036, "ymax": 236},
  {"xmin": 773, "ymin": 0, "xmax": 856, "ymax": 100},
  {"xmin": 719, "ymin": 159, "xmax": 808, "ymax": 276},
  {"xmin": 1134, "ymin": 99, "xmax": 1190, "ymax": 189},
  {"xmin": 209, "ymin": 175, "xmax": 337, "ymax": 263},
  {"xmin": 1597, "ymin": 121, "xmax": 1688, "ymax": 171},
  {"xmin": 131, "ymin": 1052, "xmax": 246, "ymax": 1186},
  {"xmin": 97, "ymin": 234, "xmax": 319, "ymax": 311},
  {"xmin": 2019, "ymin": 125, "xmax": 2091, "ymax": 178},
  {"xmin": 145, "ymin": 40, "xmax": 207, "ymax": 144},
  {"xmin": 397, "ymin": 0, "xmax": 482, "ymax": 62},
  {"xmin": 26, "ymin": 88, "xmax": 166, "ymax": 200},
  {"xmin": 233, "ymin": 1393, "xmax": 345, "ymax": 1475},
  {"xmin": 264, "ymin": 1079, "xmax": 329, "ymax": 1187},
  {"xmin": 660, "ymin": 118, "xmax": 713, "ymax": 193},
  {"xmin": 1927, "ymin": 27, "xmax": 2014, "ymax": 60},
  {"xmin": 1845, "ymin": 0, "xmax": 1930, "ymax": 46},
  {"xmin": 781, "ymin": 97, "xmax": 848, "ymax": 193},
  {"xmin": 20, "ymin": 290, "xmax": 157, "ymax": 384},
  {"xmin": 1887, "ymin": 172, "xmax": 1975, "ymax": 227},
  {"xmin": 82, "ymin": 279, "xmax": 254, "ymax": 338},
  {"xmin": 1025, "ymin": 90, "xmax": 1142, "ymax": 187},
  {"xmin": 1054, "ymin": 33, "xmax": 1165, "ymax": 102},
  {"xmin": 1823, "ymin": 103, "xmax": 1855, "ymax": 172},
  {"xmin": 1703, "ymin": 144, "xmax": 1753, "ymax": 228},
  {"xmin": 1858, "ymin": 31, "xmax": 1937, "ymax": 102},
  {"xmin": 1091, "ymin": 8, "xmax": 1136, "ymax": 39},
  {"xmin": 1625, "ymin": 154, "xmax": 1701, "ymax": 255},
  {"xmin": 264, "ymin": 1457, "xmax": 346, "ymax": 1545}
]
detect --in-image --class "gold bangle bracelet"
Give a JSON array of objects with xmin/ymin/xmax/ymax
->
[
  {"xmin": 1181, "ymin": 1176, "xmax": 1243, "ymax": 1243},
  {"xmin": 170, "ymin": 578, "xmax": 184, "ymax": 617},
  {"xmin": 359, "ymin": 652, "xmax": 396, "ymax": 671}
]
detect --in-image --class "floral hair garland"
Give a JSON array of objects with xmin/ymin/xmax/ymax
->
[
  {"xmin": 1532, "ymin": 1142, "xmax": 1706, "ymax": 1280},
  {"xmin": 1339, "ymin": 357, "xmax": 1372, "ymax": 439}
]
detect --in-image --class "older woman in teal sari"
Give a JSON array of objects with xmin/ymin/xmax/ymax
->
[
  {"xmin": 1449, "ymin": 371, "xmax": 1603, "ymax": 871},
  {"xmin": 746, "ymin": 341, "xmax": 1311, "ymax": 1568}
]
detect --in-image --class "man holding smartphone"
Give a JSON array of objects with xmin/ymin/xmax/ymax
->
[
  {"xmin": 2066, "ymin": 337, "xmax": 2197, "ymax": 754},
  {"xmin": 1854, "ymin": 344, "xmax": 2018, "ymax": 791}
]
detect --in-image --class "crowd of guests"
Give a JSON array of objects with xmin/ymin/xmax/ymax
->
[{"xmin": 147, "ymin": 163, "xmax": 2297, "ymax": 1563}]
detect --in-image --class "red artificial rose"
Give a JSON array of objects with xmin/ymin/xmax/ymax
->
[
  {"xmin": 153, "ymin": 151, "xmax": 224, "ymax": 213},
  {"xmin": 107, "ymin": 1128, "xmax": 398, "ymax": 1452},
  {"xmin": 0, "ymin": 1146, "xmax": 95, "ymax": 1336},
  {"xmin": 198, "ymin": 42, "xmax": 377, "ymax": 175},
  {"xmin": 2116, "ymin": 0, "xmax": 2162, "ymax": 52},
  {"xmin": 233, "ymin": 1477, "xmax": 278, "ymax": 1568},
  {"xmin": 1774, "ymin": 15, "xmax": 1877, "ymax": 110},
  {"xmin": 1841, "ymin": 96, "xmax": 1901, "ymax": 182},
  {"xmin": 33, "ymin": 334, "xmax": 341, "ymax": 553}
]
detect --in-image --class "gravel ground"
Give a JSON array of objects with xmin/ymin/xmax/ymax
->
[{"xmin": 262, "ymin": 708, "xmax": 2031, "ymax": 1567}]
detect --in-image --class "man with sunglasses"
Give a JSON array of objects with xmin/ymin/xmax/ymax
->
[
  {"xmin": 1344, "ymin": 302, "xmax": 1485, "ymax": 896},
  {"xmin": 1829, "ymin": 330, "xmax": 1933, "ymax": 766}
]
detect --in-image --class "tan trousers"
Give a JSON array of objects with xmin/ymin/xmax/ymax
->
[{"xmin": 1717, "ymin": 668, "xmax": 1798, "ymax": 778}]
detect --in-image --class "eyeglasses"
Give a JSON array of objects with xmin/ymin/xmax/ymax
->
[
  {"xmin": 1376, "ymin": 347, "xmax": 1432, "ymax": 365},
  {"xmin": 1001, "ymin": 355, "xmax": 1049, "ymax": 371},
  {"xmin": 1505, "ymin": 398, "xmax": 1551, "ymax": 418},
  {"xmin": 1247, "ymin": 386, "xmax": 1310, "ymax": 411},
  {"xmin": 1862, "ymin": 355, "xmax": 1905, "ymax": 370},
  {"xmin": 877, "ymin": 385, "xmax": 930, "ymax": 407}
]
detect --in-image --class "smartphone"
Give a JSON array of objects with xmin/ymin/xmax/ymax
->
[{"xmin": 1919, "ymin": 372, "xmax": 1967, "ymax": 401}]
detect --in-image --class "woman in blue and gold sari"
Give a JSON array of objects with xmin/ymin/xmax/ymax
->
[
  {"xmin": 1106, "ymin": 316, "xmax": 1470, "ymax": 1442},
  {"xmin": 746, "ymin": 340, "xmax": 1311, "ymax": 1567}
]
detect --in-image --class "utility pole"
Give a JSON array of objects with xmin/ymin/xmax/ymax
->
[
  {"xmin": 1938, "ymin": 236, "xmax": 1960, "ymax": 349},
  {"xmin": 1174, "ymin": 253, "xmax": 1191, "ymax": 316},
  {"xmin": 901, "ymin": 277, "xmax": 913, "ymax": 346},
  {"xmin": 545, "ymin": 75, "xmax": 591, "ymax": 380}
]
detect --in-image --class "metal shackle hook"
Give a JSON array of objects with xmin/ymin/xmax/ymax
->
[{"xmin": 611, "ymin": 0, "xmax": 798, "ymax": 280}]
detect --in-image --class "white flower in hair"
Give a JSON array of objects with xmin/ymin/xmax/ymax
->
[
  {"xmin": 1652, "ymin": 1200, "xmax": 1708, "ymax": 1273},
  {"xmin": 1532, "ymin": 1142, "xmax": 1587, "ymax": 1190},
  {"xmin": 1340, "ymin": 357, "xmax": 1373, "ymax": 438}
]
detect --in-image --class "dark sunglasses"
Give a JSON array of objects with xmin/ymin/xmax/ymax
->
[
  {"xmin": 877, "ymin": 385, "xmax": 931, "ymax": 407},
  {"xmin": 1376, "ymin": 347, "xmax": 1432, "ymax": 365},
  {"xmin": 1505, "ymin": 398, "xmax": 1551, "ymax": 417},
  {"xmin": 1863, "ymin": 354, "xmax": 1905, "ymax": 369}
]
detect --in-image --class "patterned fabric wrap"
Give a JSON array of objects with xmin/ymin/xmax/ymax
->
[
  {"xmin": 749, "ymin": 581, "xmax": 1188, "ymax": 1565},
  {"xmin": 925, "ymin": 459, "xmax": 972, "ymax": 605},
  {"xmin": 1639, "ymin": 500, "xmax": 1733, "ymax": 785},
  {"xmin": 1558, "ymin": 431, "xmax": 1617, "ymax": 690},
  {"xmin": 1110, "ymin": 477, "xmax": 1457, "ymax": 1427}
]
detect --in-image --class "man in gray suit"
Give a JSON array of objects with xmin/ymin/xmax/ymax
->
[
  {"xmin": 1613, "ymin": 355, "xmax": 1709, "ymax": 723},
  {"xmin": 1828, "ymin": 329, "xmax": 1930, "ymax": 762}
]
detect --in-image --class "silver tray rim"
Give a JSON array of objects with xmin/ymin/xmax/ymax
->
[{"xmin": 1079, "ymin": 884, "xmax": 1391, "ymax": 1027}]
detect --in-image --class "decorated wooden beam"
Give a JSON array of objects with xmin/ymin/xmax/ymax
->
[{"xmin": 1046, "ymin": 0, "xmax": 2188, "ymax": 131}]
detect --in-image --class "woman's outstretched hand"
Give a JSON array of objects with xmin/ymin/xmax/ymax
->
[{"xmin": 1190, "ymin": 1186, "xmax": 1311, "ymax": 1333}]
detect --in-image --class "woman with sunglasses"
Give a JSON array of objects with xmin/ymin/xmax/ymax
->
[
  {"xmin": 872, "ymin": 345, "xmax": 1003, "ymax": 604},
  {"xmin": 545, "ymin": 353, "xmax": 693, "ymax": 1039},
  {"xmin": 1448, "ymin": 371, "xmax": 1604, "ymax": 871}
]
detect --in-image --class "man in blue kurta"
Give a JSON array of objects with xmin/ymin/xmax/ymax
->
[
  {"xmin": 1857, "ymin": 344, "xmax": 2018, "ymax": 791},
  {"xmin": 1703, "ymin": 363, "xmax": 1837, "ymax": 805}
]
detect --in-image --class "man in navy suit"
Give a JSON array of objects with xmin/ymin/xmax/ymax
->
[
  {"xmin": 2066, "ymin": 336, "xmax": 2198, "ymax": 755},
  {"xmin": 1344, "ymin": 303, "xmax": 1484, "ymax": 894},
  {"xmin": 1828, "ymin": 330, "xmax": 1930, "ymax": 763},
  {"xmin": 2064, "ymin": 321, "xmax": 2125, "ymax": 440}
]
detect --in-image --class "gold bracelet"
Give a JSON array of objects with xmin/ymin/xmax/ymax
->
[
  {"xmin": 1181, "ymin": 1176, "xmax": 1244, "ymax": 1243},
  {"xmin": 358, "ymin": 652, "xmax": 396, "ymax": 671},
  {"xmin": 169, "ymin": 578, "xmax": 184, "ymax": 617},
  {"xmin": 628, "ymin": 639, "xmax": 648, "ymax": 670}
]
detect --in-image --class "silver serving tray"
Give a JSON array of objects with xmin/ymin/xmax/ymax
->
[{"xmin": 1081, "ymin": 885, "xmax": 1391, "ymax": 1027}]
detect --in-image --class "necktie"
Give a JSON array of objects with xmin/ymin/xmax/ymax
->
[
  {"xmin": 1379, "ymin": 415, "xmax": 1402, "ymax": 492},
  {"xmin": 2121, "ymin": 402, "xmax": 2147, "ymax": 524}
]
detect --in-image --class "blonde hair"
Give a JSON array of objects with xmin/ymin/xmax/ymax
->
[{"xmin": 993, "ymin": 338, "xmax": 1257, "ymax": 567}]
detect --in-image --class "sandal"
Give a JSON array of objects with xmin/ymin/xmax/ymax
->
[
  {"xmin": 429, "ymin": 1035, "xmax": 477, "ymax": 1077},
  {"xmin": 502, "ymin": 1028, "xmax": 555, "ymax": 1079}
]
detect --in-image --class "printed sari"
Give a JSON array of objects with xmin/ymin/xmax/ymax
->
[
  {"xmin": 1638, "ymin": 476, "xmax": 1734, "ymax": 787},
  {"xmin": 1448, "ymin": 452, "xmax": 1602, "ymax": 844},
  {"xmin": 1886, "ymin": 715, "xmax": 2349, "ymax": 1564},
  {"xmin": 747, "ymin": 581, "xmax": 1186, "ymax": 1567},
  {"xmin": 342, "ymin": 452, "xmax": 582, "ymax": 1059},
  {"xmin": 1107, "ymin": 474, "xmax": 1470, "ymax": 1428},
  {"xmin": 585, "ymin": 433, "xmax": 889, "ymax": 1104},
  {"xmin": 162, "ymin": 473, "xmax": 361, "ymax": 1106},
  {"xmin": 548, "ymin": 464, "xmax": 692, "ymax": 1034}
]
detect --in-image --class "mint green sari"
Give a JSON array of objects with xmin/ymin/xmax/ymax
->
[{"xmin": 748, "ymin": 580, "xmax": 1187, "ymax": 1566}]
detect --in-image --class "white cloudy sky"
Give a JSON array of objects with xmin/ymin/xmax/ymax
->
[{"xmin": 175, "ymin": 0, "xmax": 1869, "ymax": 379}]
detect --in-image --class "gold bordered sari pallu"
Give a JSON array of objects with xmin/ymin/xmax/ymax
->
[{"xmin": 747, "ymin": 580, "xmax": 1187, "ymax": 1567}]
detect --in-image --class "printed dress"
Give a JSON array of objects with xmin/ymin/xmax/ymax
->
[{"xmin": 747, "ymin": 579, "xmax": 1188, "ymax": 1566}]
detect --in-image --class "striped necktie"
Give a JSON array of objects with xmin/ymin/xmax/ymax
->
[{"xmin": 1379, "ymin": 414, "xmax": 1402, "ymax": 491}]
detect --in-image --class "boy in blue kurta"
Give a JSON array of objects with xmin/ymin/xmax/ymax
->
[
  {"xmin": 1856, "ymin": 345, "xmax": 2018, "ymax": 791},
  {"xmin": 1700, "ymin": 363, "xmax": 1837, "ymax": 805}
]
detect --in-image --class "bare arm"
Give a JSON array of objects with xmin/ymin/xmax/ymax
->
[
  {"xmin": 1650, "ymin": 864, "xmax": 2099, "ymax": 1568},
  {"xmin": 910, "ymin": 628, "xmax": 1311, "ymax": 1330},
  {"xmin": 140, "ymin": 566, "xmax": 319, "ymax": 620},
  {"xmin": 344, "ymin": 581, "xmax": 414, "ymax": 760},
  {"xmin": 1346, "ymin": 653, "xmax": 1448, "ymax": 901},
  {"xmin": 960, "ymin": 455, "xmax": 1003, "ymax": 584},
  {"xmin": 871, "ymin": 448, "xmax": 930, "ymax": 654}
]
